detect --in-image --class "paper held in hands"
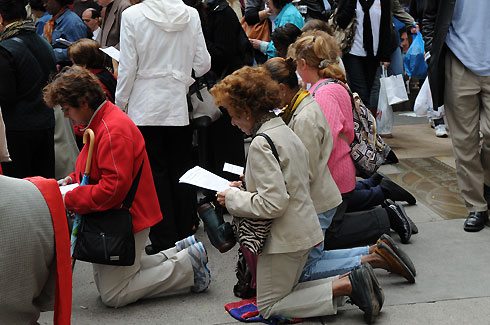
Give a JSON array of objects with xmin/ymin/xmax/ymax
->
[
  {"xmin": 59, "ymin": 183, "xmax": 79, "ymax": 196},
  {"xmin": 99, "ymin": 46, "xmax": 120, "ymax": 62},
  {"xmin": 179, "ymin": 166, "xmax": 234, "ymax": 192}
]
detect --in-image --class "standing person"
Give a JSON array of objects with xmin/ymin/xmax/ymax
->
[
  {"xmin": 28, "ymin": 0, "xmax": 51, "ymax": 35},
  {"xmin": 82, "ymin": 7, "xmax": 101, "ymax": 40},
  {"xmin": 333, "ymin": 0, "xmax": 398, "ymax": 112},
  {"xmin": 0, "ymin": 0, "xmax": 56, "ymax": 178},
  {"xmin": 423, "ymin": 0, "xmax": 490, "ymax": 232},
  {"xmin": 45, "ymin": 66, "xmax": 211, "ymax": 308},
  {"xmin": 42, "ymin": 0, "xmax": 89, "ymax": 66},
  {"xmin": 73, "ymin": 0, "xmax": 100, "ymax": 17},
  {"xmin": 116, "ymin": 0, "xmax": 211, "ymax": 254},
  {"xmin": 96, "ymin": 0, "xmax": 130, "ymax": 49},
  {"xmin": 213, "ymin": 66, "xmax": 384, "ymax": 324},
  {"xmin": 249, "ymin": 0, "xmax": 304, "ymax": 59}
]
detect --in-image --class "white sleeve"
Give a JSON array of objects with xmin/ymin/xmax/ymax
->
[
  {"xmin": 192, "ymin": 14, "xmax": 211, "ymax": 78},
  {"xmin": 115, "ymin": 10, "xmax": 138, "ymax": 109}
]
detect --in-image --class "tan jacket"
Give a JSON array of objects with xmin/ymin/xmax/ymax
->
[
  {"xmin": 226, "ymin": 117, "xmax": 323, "ymax": 254},
  {"xmin": 97, "ymin": 0, "xmax": 131, "ymax": 48},
  {"xmin": 288, "ymin": 95, "xmax": 342, "ymax": 214}
]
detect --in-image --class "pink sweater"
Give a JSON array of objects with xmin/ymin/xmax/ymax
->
[{"xmin": 310, "ymin": 80, "xmax": 356, "ymax": 194}]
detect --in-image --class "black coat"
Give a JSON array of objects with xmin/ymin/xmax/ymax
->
[
  {"xmin": 0, "ymin": 30, "xmax": 56, "ymax": 131},
  {"xmin": 203, "ymin": 0, "xmax": 247, "ymax": 78},
  {"xmin": 422, "ymin": 0, "xmax": 456, "ymax": 108},
  {"xmin": 335, "ymin": 0, "xmax": 398, "ymax": 61}
]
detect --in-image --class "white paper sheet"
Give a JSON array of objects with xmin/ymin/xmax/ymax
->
[
  {"xmin": 223, "ymin": 162, "xmax": 244, "ymax": 176},
  {"xmin": 179, "ymin": 166, "xmax": 232, "ymax": 192},
  {"xmin": 59, "ymin": 183, "xmax": 79, "ymax": 196},
  {"xmin": 99, "ymin": 46, "xmax": 120, "ymax": 62}
]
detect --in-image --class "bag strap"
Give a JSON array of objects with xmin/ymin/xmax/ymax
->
[
  {"xmin": 255, "ymin": 133, "xmax": 279, "ymax": 163},
  {"xmin": 122, "ymin": 161, "xmax": 144, "ymax": 209}
]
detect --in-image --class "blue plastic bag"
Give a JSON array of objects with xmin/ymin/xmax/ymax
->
[{"xmin": 403, "ymin": 32, "xmax": 428, "ymax": 79}]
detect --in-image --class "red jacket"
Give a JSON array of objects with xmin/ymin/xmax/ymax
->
[{"xmin": 64, "ymin": 101, "xmax": 162, "ymax": 233}]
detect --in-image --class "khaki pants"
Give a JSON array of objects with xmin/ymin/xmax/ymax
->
[
  {"xmin": 93, "ymin": 228, "xmax": 194, "ymax": 308},
  {"xmin": 444, "ymin": 51, "xmax": 490, "ymax": 212},
  {"xmin": 256, "ymin": 249, "xmax": 340, "ymax": 319}
]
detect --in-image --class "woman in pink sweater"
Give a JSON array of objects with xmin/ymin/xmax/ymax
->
[{"xmin": 289, "ymin": 31, "xmax": 356, "ymax": 194}]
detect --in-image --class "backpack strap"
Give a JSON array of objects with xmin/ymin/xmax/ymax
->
[
  {"xmin": 311, "ymin": 78, "xmax": 343, "ymax": 98},
  {"xmin": 121, "ymin": 161, "xmax": 144, "ymax": 209}
]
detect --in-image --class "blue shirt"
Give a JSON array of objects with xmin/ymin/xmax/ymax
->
[
  {"xmin": 262, "ymin": 3, "xmax": 304, "ymax": 59},
  {"xmin": 445, "ymin": 0, "xmax": 490, "ymax": 76},
  {"xmin": 35, "ymin": 12, "xmax": 51, "ymax": 36},
  {"xmin": 49, "ymin": 9, "xmax": 88, "ymax": 63}
]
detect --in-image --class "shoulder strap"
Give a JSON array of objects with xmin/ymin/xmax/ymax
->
[
  {"xmin": 311, "ymin": 78, "xmax": 343, "ymax": 98},
  {"xmin": 255, "ymin": 133, "xmax": 279, "ymax": 163},
  {"xmin": 122, "ymin": 161, "xmax": 144, "ymax": 209}
]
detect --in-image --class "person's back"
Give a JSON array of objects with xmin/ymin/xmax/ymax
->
[
  {"xmin": 0, "ymin": 3, "xmax": 57, "ymax": 178},
  {"xmin": 0, "ymin": 28, "xmax": 56, "ymax": 132},
  {"xmin": 116, "ymin": 0, "xmax": 211, "ymax": 125}
]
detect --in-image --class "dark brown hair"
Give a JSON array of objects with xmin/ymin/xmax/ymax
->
[
  {"xmin": 211, "ymin": 66, "xmax": 282, "ymax": 119},
  {"xmin": 263, "ymin": 57, "xmax": 299, "ymax": 90},
  {"xmin": 68, "ymin": 38, "xmax": 105, "ymax": 69},
  {"xmin": 43, "ymin": 65, "xmax": 106, "ymax": 110},
  {"xmin": 302, "ymin": 19, "xmax": 333, "ymax": 35}
]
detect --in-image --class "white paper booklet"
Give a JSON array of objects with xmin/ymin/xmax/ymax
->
[
  {"xmin": 223, "ymin": 162, "xmax": 244, "ymax": 176},
  {"xmin": 99, "ymin": 46, "xmax": 120, "ymax": 62},
  {"xmin": 179, "ymin": 166, "xmax": 232, "ymax": 192},
  {"xmin": 59, "ymin": 183, "xmax": 79, "ymax": 196}
]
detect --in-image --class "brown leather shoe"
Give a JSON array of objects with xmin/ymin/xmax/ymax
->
[
  {"xmin": 374, "ymin": 242, "xmax": 415, "ymax": 283},
  {"xmin": 378, "ymin": 234, "xmax": 416, "ymax": 276}
]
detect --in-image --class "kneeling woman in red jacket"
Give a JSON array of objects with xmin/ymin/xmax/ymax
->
[{"xmin": 43, "ymin": 66, "xmax": 211, "ymax": 308}]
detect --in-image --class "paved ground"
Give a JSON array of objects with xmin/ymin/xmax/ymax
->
[{"xmin": 39, "ymin": 112, "xmax": 490, "ymax": 325}]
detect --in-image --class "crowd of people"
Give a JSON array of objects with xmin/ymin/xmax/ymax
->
[{"xmin": 0, "ymin": 0, "xmax": 488, "ymax": 324}]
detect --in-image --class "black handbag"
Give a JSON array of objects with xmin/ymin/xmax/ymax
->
[{"xmin": 73, "ymin": 163, "xmax": 143, "ymax": 266}]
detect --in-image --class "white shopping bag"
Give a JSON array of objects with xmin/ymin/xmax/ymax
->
[
  {"xmin": 413, "ymin": 77, "xmax": 431, "ymax": 117},
  {"xmin": 0, "ymin": 106, "xmax": 10, "ymax": 163},
  {"xmin": 380, "ymin": 66, "xmax": 408, "ymax": 105},
  {"xmin": 376, "ymin": 74, "xmax": 394, "ymax": 135}
]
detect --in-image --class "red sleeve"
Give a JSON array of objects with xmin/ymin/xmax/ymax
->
[{"xmin": 64, "ymin": 133, "xmax": 134, "ymax": 215}]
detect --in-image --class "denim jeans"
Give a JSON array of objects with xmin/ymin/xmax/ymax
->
[{"xmin": 300, "ymin": 207, "xmax": 370, "ymax": 282}]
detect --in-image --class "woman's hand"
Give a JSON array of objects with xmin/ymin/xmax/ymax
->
[
  {"xmin": 216, "ymin": 189, "xmax": 230, "ymax": 207},
  {"xmin": 258, "ymin": 8, "xmax": 271, "ymax": 21},
  {"xmin": 381, "ymin": 61, "xmax": 390, "ymax": 69},
  {"xmin": 57, "ymin": 176, "xmax": 73, "ymax": 186},
  {"xmin": 229, "ymin": 181, "xmax": 243, "ymax": 188},
  {"xmin": 249, "ymin": 38, "xmax": 262, "ymax": 50}
]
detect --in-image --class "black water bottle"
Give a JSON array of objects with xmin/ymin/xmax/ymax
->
[{"xmin": 197, "ymin": 203, "xmax": 236, "ymax": 253}]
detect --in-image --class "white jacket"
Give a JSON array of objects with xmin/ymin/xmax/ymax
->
[{"xmin": 115, "ymin": 0, "xmax": 211, "ymax": 126}]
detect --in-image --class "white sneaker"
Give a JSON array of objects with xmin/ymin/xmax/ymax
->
[{"xmin": 435, "ymin": 124, "xmax": 448, "ymax": 138}]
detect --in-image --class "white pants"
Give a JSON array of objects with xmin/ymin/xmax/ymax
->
[{"xmin": 92, "ymin": 228, "xmax": 194, "ymax": 308}]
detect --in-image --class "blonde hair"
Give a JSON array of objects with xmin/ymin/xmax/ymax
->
[{"xmin": 288, "ymin": 30, "xmax": 346, "ymax": 83}]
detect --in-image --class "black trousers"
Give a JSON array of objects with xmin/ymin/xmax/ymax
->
[
  {"xmin": 343, "ymin": 53, "xmax": 380, "ymax": 111},
  {"xmin": 324, "ymin": 203, "xmax": 391, "ymax": 250},
  {"xmin": 139, "ymin": 125, "xmax": 197, "ymax": 250},
  {"xmin": 1, "ymin": 128, "xmax": 55, "ymax": 179}
]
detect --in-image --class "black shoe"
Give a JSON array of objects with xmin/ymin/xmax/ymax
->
[
  {"xmin": 463, "ymin": 211, "xmax": 489, "ymax": 232},
  {"xmin": 383, "ymin": 199, "xmax": 412, "ymax": 244},
  {"xmin": 364, "ymin": 263, "xmax": 385, "ymax": 310},
  {"xmin": 380, "ymin": 178, "xmax": 416, "ymax": 205},
  {"xmin": 348, "ymin": 265, "xmax": 382, "ymax": 324},
  {"xmin": 406, "ymin": 215, "xmax": 419, "ymax": 234}
]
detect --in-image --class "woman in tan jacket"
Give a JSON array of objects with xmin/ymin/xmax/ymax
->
[{"xmin": 213, "ymin": 66, "xmax": 383, "ymax": 324}]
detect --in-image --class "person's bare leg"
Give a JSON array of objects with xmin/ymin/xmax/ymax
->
[
  {"xmin": 332, "ymin": 276, "xmax": 352, "ymax": 297},
  {"xmin": 361, "ymin": 253, "xmax": 389, "ymax": 271}
]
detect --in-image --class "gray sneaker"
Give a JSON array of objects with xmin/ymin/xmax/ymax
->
[
  {"xmin": 187, "ymin": 242, "xmax": 211, "ymax": 293},
  {"xmin": 175, "ymin": 235, "xmax": 198, "ymax": 252}
]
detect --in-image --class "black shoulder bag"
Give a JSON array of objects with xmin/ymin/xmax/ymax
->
[{"xmin": 73, "ymin": 163, "xmax": 144, "ymax": 266}]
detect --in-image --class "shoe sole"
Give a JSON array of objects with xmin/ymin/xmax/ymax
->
[
  {"xmin": 364, "ymin": 264, "xmax": 384, "ymax": 311},
  {"xmin": 379, "ymin": 234, "xmax": 416, "ymax": 276},
  {"xmin": 376, "ymin": 242, "xmax": 415, "ymax": 284}
]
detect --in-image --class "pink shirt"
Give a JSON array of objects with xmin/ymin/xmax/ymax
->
[{"xmin": 310, "ymin": 80, "xmax": 356, "ymax": 194}]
